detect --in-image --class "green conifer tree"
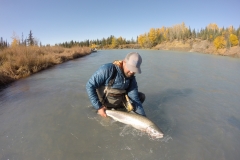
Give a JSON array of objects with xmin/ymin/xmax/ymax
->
[{"xmin": 27, "ymin": 30, "xmax": 34, "ymax": 46}]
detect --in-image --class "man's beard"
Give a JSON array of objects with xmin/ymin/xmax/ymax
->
[{"xmin": 124, "ymin": 72, "xmax": 134, "ymax": 78}]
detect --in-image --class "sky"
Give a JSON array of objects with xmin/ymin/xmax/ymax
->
[{"xmin": 1, "ymin": 0, "xmax": 240, "ymax": 45}]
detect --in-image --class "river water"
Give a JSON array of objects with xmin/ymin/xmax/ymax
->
[{"xmin": 0, "ymin": 49, "xmax": 240, "ymax": 160}]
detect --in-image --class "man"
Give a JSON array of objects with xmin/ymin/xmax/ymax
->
[{"xmin": 86, "ymin": 52, "xmax": 146, "ymax": 117}]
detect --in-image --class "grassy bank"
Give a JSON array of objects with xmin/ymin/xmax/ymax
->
[
  {"xmin": 0, "ymin": 46, "xmax": 91, "ymax": 86},
  {"xmin": 153, "ymin": 39, "xmax": 240, "ymax": 58}
]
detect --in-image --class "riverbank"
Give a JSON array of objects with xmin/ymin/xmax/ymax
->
[
  {"xmin": 105, "ymin": 39, "xmax": 240, "ymax": 58},
  {"xmin": 153, "ymin": 39, "xmax": 240, "ymax": 58},
  {"xmin": 0, "ymin": 46, "xmax": 91, "ymax": 86}
]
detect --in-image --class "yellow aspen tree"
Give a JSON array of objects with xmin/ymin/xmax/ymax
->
[
  {"xmin": 148, "ymin": 28, "xmax": 157, "ymax": 46},
  {"xmin": 181, "ymin": 22, "xmax": 186, "ymax": 29},
  {"xmin": 91, "ymin": 43, "xmax": 96, "ymax": 49},
  {"xmin": 209, "ymin": 35, "xmax": 213, "ymax": 41},
  {"xmin": 138, "ymin": 34, "xmax": 151, "ymax": 48},
  {"xmin": 11, "ymin": 32, "xmax": 19, "ymax": 47},
  {"xmin": 168, "ymin": 27, "xmax": 174, "ymax": 41},
  {"xmin": 156, "ymin": 28, "xmax": 163, "ymax": 43},
  {"xmin": 214, "ymin": 36, "xmax": 226, "ymax": 49},
  {"xmin": 111, "ymin": 37, "xmax": 118, "ymax": 48},
  {"xmin": 207, "ymin": 23, "xmax": 218, "ymax": 31},
  {"xmin": 181, "ymin": 22, "xmax": 187, "ymax": 38},
  {"xmin": 222, "ymin": 31, "xmax": 228, "ymax": 37},
  {"xmin": 157, "ymin": 27, "xmax": 164, "ymax": 36},
  {"xmin": 138, "ymin": 34, "xmax": 145, "ymax": 48},
  {"xmin": 156, "ymin": 28, "xmax": 161, "ymax": 37},
  {"xmin": 117, "ymin": 36, "xmax": 125, "ymax": 45},
  {"xmin": 11, "ymin": 39, "xmax": 19, "ymax": 47},
  {"xmin": 228, "ymin": 26, "xmax": 234, "ymax": 34},
  {"xmin": 144, "ymin": 33, "xmax": 151, "ymax": 48},
  {"xmin": 229, "ymin": 34, "xmax": 239, "ymax": 46},
  {"xmin": 160, "ymin": 27, "xmax": 166, "ymax": 41},
  {"xmin": 163, "ymin": 28, "xmax": 169, "ymax": 41}
]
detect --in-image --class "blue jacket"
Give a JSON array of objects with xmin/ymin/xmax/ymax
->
[{"xmin": 86, "ymin": 63, "xmax": 146, "ymax": 116}]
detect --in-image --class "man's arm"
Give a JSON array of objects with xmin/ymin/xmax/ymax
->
[
  {"xmin": 86, "ymin": 64, "xmax": 115, "ymax": 110},
  {"xmin": 127, "ymin": 77, "xmax": 146, "ymax": 116}
]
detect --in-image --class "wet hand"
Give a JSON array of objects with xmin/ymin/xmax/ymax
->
[{"xmin": 98, "ymin": 106, "xmax": 107, "ymax": 117}]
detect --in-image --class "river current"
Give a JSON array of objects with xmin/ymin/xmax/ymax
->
[{"xmin": 0, "ymin": 49, "xmax": 240, "ymax": 160}]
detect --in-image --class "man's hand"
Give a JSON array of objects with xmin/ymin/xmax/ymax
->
[{"xmin": 98, "ymin": 106, "xmax": 107, "ymax": 117}]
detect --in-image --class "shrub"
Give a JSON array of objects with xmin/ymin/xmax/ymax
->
[{"xmin": 0, "ymin": 46, "xmax": 91, "ymax": 86}]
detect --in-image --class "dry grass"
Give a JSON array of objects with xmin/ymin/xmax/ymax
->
[{"xmin": 0, "ymin": 46, "xmax": 91, "ymax": 85}]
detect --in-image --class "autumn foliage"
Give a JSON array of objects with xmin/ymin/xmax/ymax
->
[
  {"xmin": 138, "ymin": 23, "xmax": 192, "ymax": 48},
  {"xmin": 214, "ymin": 36, "xmax": 226, "ymax": 49},
  {"xmin": 229, "ymin": 34, "xmax": 239, "ymax": 46},
  {"xmin": 137, "ymin": 23, "xmax": 240, "ymax": 50}
]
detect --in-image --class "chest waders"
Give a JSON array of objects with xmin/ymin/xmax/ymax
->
[{"xmin": 96, "ymin": 65, "xmax": 133, "ymax": 112}]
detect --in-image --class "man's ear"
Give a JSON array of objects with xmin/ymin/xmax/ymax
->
[
  {"xmin": 123, "ymin": 60, "xmax": 126, "ymax": 67},
  {"xmin": 122, "ymin": 60, "xmax": 126, "ymax": 70}
]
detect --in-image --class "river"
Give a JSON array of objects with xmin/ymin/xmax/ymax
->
[{"xmin": 0, "ymin": 49, "xmax": 240, "ymax": 160}]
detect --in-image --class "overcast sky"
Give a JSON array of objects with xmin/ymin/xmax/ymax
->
[{"xmin": 1, "ymin": 0, "xmax": 239, "ymax": 45}]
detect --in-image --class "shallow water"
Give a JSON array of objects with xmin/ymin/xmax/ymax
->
[{"xmin": 0, "ymin": 49, "xmax": 240, "ymax": 160}]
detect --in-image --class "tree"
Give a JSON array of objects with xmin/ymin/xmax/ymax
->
[
  {"xmin": 91, "ymin": 43, "xmax": 97, "ymax": 49},
  {"xmin": 214, "ymin": 36, "xmax": 226, "ymax": 49},
  {"xmin": 229, "ymin": 34, "xmax": 239, "ymax": 46},
  {"xmin": 0, "ymin": 37, "xmax": 8, "ymax": 49},
  {"xmin": 131, "ymin": 37, "xmax": 135, "ymax": 44},
  {"xmin": 148, "ymin": 28, "xmax": 157, "ymax": 47},
  {"xmin": 117, "ymin": 36, "xmax": 125, "ymax": 45},
  {"xmin": 138, "ymin": 34, "xmax": 146, "ymax": 48},
  {"xmin": 192, "ymin": 29, "xmax": 196, "ymax": 39},
  {"xmin": 110, "ymin": 37, "xmax": 118, "ymax": 48},
  {"xmin": 228, "ymin": 25, "xmax": 234, "ymax": 34},
  {"xmin": 187, "ymin": 26, "xmax": 192, "ymax": 39},
  {"xmin": 107, "ymin": 35, "xmax": 114, "ymax": 46},
  {"xmin": 11, "ymin": 32, "xmax": 19, "ymax": 47},
  {"xmin": 101, "ymin": 38, "xmax": 106, "ymax": 46},
  {"xmin": 27, "ymin": 30, "xmax": 34, "ymax": 46},
  {"xmin": 86, "ymin": 39, "xmax": 90, "ymax": 47},
  {"xmin": 207, "ymin": 23, "xmax": 219, "ymax": 32}
]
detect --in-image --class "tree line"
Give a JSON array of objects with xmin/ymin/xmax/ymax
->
[
  {"xmin": 1, "ymin": 23, "xmax": 240, "ymax": 50},
  {"xmin": 56, "ymin": 35, "xmax": 137, "ymax": 49},
  {"xmin": 0, "ymin": 30, "xmax": 40, "ymax": 50},
  {"xmin": 57, "ymin": 23, "xmax": 240, "ymax": 50},
  {"xmin": 138, "ymin": 23, "xmax": 240, "ymax": 49},
  {"xmin": 0, "ymin": 37, "xmax": 8, "ymax": 49},
  {"xmin": 56, "ymin": 22, "xmax": 240, "ymax": 49}
]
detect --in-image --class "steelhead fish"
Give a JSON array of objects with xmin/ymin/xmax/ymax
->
[{"xmin": 105, "ymin": 110, "xmax": 164, "ymax": 139}]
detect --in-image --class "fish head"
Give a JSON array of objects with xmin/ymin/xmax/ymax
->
[{"xmin": 146, "ymin": 125, "xmax": 164, "ymax": 139}]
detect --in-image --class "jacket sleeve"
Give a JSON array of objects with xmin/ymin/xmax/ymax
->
[
  {"xmin": 127, "ymin": 77, "xmax": 146, "ymax": 116},
  {"xmin": 86, "ymin": 64, "xmax": 113, "ymax": 110}
]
